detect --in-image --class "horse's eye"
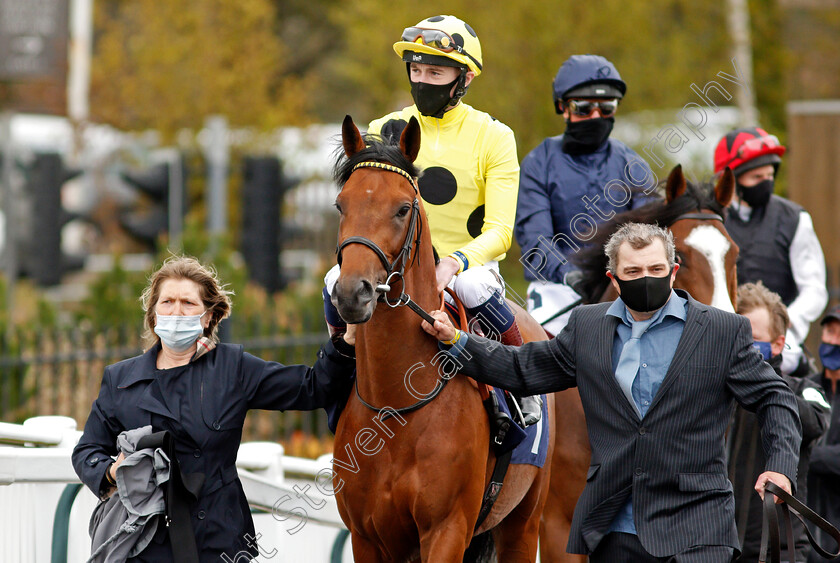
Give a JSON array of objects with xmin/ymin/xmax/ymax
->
[
  {"xmin": 334, "ymin": 203, "xmax": 343, "ymax": 214},
  {"xmin": 396, "ymin": 205, "xmax": 411, "ymax": 218}
]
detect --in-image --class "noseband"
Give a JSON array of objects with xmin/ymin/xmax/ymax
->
[{"xmin": 335, "ymin": 161, "xmax": 423, "ymax": 303}]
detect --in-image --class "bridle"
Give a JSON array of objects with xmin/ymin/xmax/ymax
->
[
  {"xmin": 335, "ymin": 160, "xmax": 449, "ymax": 419},
  {"xmin": 335, "ymin": 161, "xmax": 425, "ymax": 309},
  {"xmin": 672, "ymin": 211, "xmax": 724, "ymax": 223}
]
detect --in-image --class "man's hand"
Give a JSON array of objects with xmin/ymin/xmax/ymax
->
[
  {"xmin": 755, "ymin": 470, "xmax": 792, "ymax": 504},
  {"xmin": 435, "ymin": 257, "xmax": 461, "ymax": 294},
  {"xmin": 421, "ymin": 310, "xmax": 458, "ymax": 343}
]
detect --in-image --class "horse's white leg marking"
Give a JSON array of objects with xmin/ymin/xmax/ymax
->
[{"xmin": 684, "ymin": 225, "xmax": 735, "ymax": 313}]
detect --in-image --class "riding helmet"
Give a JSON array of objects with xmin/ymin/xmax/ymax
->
[
  {"xmin": 393, "ymin": 15, "xmax": 483, "ymax": 76},
  {"xmin": 713, "ymin": 127, "xmax": 786, "ymax": 177},
  {"xmin": 552, "ymin": 55, "xmax": 626, "ymax": 114}
]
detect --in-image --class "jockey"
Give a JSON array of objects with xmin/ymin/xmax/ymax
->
[
  {"xmin": 516, "ymin": 55, "xmax": 655, "ymax": 335},
  {"xmin": 323, "ymin": 14, "xmax": 542, "ymax": 425},
  {"xmin": 715, "ymin": 127, "xmax": 828, "ymax": 375}
]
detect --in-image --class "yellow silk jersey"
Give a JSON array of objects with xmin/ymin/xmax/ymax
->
[{"xmin": 368, "ymin": 103, "xmax": 519, "ymax": 272}]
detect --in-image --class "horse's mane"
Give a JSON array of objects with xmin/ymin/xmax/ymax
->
[
  {"xmin": 333, "ymin": 133, "xmax": 420, "ymax": 188},
  {"xmin": 573, "ymin": 179, "xmax": 726, "ymax": 303}
]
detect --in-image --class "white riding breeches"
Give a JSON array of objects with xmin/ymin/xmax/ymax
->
[{"xmin": 526, "ymin": 280, "xmax": 581, "ymax": 336}]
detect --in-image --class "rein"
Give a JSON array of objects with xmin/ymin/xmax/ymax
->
[{"xmin": 353, "ymin": 291, "xmax": 468, "ymax": 421}]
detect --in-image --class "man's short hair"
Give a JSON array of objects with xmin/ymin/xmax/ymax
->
[
  {"xmin": 736, "ymin": 281, "xmax": 790, "ymax": 340},
  {"xmin": 604, "ymin": 222, "xmax": 676, "ymax": 274}
]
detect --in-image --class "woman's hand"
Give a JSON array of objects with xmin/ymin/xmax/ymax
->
[
  {"xmin": 342, "ymin": 324, "xmax": 357, "ymax": 346},
  {"xmin": 435, "ymin": 257, "xmax": 461, "ymax": 294},
  {"xmin": 104, "ymin": 452, "xmax": 125, "ymax": 498},
  {"xmin": 110, "ymin": 452, "xmax": 125, "ymax": 481}
]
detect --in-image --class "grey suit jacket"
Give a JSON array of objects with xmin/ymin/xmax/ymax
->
[{"xmin": 457, "ymin": 290, "xmax": 801, "ymax": 557}]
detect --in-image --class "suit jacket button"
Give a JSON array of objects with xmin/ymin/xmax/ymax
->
[
  {"xmin": 193, "ymin": 449, "xmax": 201, "ymax": 458},
  {"xmin": 639, "ymin": 427, "xmax": 647, "ymax": 435},
  {"xmin": 197, "ymin": 510, "xmax": 206, "ymax": 520},
  {"xmin": 635, "ymin": 467, "xmax": 643, "ymax": 476},
  {"xmin": 213, "ymin": 421, "xmax": 221, "ymax": 430}
]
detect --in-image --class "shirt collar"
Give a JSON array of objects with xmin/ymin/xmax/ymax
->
[{"xmin": 606, "ymin": 289, "xmax": 687, "ymax": 328}]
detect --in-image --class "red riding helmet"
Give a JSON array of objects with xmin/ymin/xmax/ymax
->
[{"xmin": 713, "ymin": 127, "xmax": 786, "ymax": 177}]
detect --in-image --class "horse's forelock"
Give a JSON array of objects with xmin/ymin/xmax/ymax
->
[{"xmin": 333, "ymin": 133, "xmax": 419, "ymax": 188}]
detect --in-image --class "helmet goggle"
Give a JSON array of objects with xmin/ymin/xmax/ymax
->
[
  {"xmin": 565, "ymin": 99, "xmax": 619, "ymax": 118},
  {"xmin": 726, "ymin": 135, "xmax": 782, "ymax": 167},
  {"xmin": 401, "ymin": 26, "xmax": 483, "ymax": 71}
]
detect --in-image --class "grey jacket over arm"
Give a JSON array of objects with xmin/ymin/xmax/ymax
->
[{"xmin": 454, "ymin": 291, "xmax": 801, "ymax": 556}]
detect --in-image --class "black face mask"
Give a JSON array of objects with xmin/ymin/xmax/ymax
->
[
  {"xmin": 615, "ymin": 269, "xmax": 673, "ymax": 313},
  {"xmin": 561, "ymin": 117, "xmax": 614, "ymax": 154},
  {"xmin": 736, "ymin": 178, "xmax": 774, "ymax": 208},
  {"xmin": 410, "ymin": 78, "xmax": 458, "ymax": 118}
]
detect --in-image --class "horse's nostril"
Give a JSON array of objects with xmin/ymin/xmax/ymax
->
[{"xmin": 358, "ymin": 280, "xmax": 374, "ymax": 299}]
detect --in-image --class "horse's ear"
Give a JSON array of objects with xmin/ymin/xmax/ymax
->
[
  {"xmin": 715, "ymin": 167, "xmax": 735, "ymax": 208},
  {"xmin": 400, "ymin": 116, "xmax": 421, "ymax": 163},
  {"xmin": 342, "ymin": 115, "xmax": 366, "ymax": 158},
  {"xmin": 665, "ymin": 164, "xmax": 687, "ymax": 203}
]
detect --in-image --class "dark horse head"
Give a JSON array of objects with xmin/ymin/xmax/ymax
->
[
  {"xmin": 574, "ymin": 165, "xmax": 739, "ymax": 310},
  {"xmin": 330, "ymin": 115, "xmax": 429, "ymax": 324}
]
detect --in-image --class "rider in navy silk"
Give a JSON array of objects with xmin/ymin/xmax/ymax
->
[{"xmin": 516, "ymin": 55, "xmax": 655, "ymax": 335}]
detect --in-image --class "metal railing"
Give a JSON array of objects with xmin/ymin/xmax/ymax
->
[{"xmin": 0, "ymin": 319, "xmax": 335, "ymax": 445}]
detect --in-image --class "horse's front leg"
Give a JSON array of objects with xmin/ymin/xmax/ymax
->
[
  {"xmin": 419, "ymin": 511, "xmax": 472, "ymax": 562},
  {"xmin": 350, "ymin": 532, "xmax": 388, "ymax": 563}
]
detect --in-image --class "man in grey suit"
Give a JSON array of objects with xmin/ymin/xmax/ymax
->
[{"xmin": 422, "ymin": 222, "xmax": 801, "ymax": 562}]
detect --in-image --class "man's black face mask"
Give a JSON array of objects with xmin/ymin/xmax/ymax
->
[{"xmin": 614, "ymin": 268, "xmax": 673, "ymax": 313}]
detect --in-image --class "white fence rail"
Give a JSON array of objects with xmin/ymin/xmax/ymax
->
[{"xmin": 0, "ymin": 416, "xmax": 352, "ymax": 563}]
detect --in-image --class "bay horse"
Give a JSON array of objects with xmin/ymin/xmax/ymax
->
[
  {"xmin": 539, "ymin": 164, "xmax": 738, "ymax": 562},
  {"xmin": 330, "ymin": 115, "xmax": 555, "ymax": 562}
]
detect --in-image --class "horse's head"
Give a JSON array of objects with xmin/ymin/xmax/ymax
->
[
  {"xmin": 665, "ymin": 165, "xmax": 739, "ymax": 312},
  {"xmin": 331, "ymin": 115, "xmax": 426, "ymax": 324}
]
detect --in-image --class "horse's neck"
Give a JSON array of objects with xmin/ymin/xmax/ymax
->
[{"xmin": 355, "ymin": 271, "xmax": 443, "ymax": 408}]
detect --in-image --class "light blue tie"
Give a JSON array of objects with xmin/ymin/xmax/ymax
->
[{"xmin": 615, "ymin": 319, "xmax": 653, "ymax": 417}]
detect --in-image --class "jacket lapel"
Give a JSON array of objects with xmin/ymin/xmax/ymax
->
[
  {"xmin": 647, "ymin": 294, "xmax": 709, "ymax": 413},
  {"xmin": 117, "ymin": 344, "xmax": 177, "ymax": 420},
  {"xmin": 595, "ymin": 311, "xmax": 640, "ymax": 422}
]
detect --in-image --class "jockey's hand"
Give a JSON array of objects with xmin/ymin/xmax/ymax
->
[
  {"xmin": 421, "ymin": 309, "xmax": 458, "ymax": 343},
  {"xmin": 435, "ymin": 257, "xmax": 461, "ymax": 294},
  {"xmin": 755, "ymin": 471, "xmax": 792, "ymax": 504}
]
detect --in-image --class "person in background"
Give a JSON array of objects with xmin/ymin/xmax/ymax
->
[
  {"xmin": 516, "ymin": 54, "xmax": 655, "ymax": 336},
  {"xmin": 728, "ymin": 282, "xmax": 830, "ymax": 563},
  {"xmin": 73, "ymin": 256, "xmax": 356, "ymax": 562},
  {"xmin": 807, "ymin": 304, "xmax": 840, "ymax": 563},
  {"xmin": 714, "ymin": 127, "xmax": 828, "ymax": 375},
  {"xmin": 322, "ymin": 14, "xmax": 542, "ymax": 424}
]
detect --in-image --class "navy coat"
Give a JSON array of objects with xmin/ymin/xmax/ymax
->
[
  {"xmin": 72, "ymin": 339, "xmax": 355, "ymax": 562},
  {"xmin": 516, "ymin": 136, "xmax": 654, "ymax": 283}
]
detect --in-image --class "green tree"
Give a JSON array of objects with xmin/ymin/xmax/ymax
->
[
  {"xmin": 90, "ymin": 0, "xmax": 311, "ymax": 139},
  {"xmin": 321, "ymin": 1, "xmax": 733, "ymax": 153}
]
